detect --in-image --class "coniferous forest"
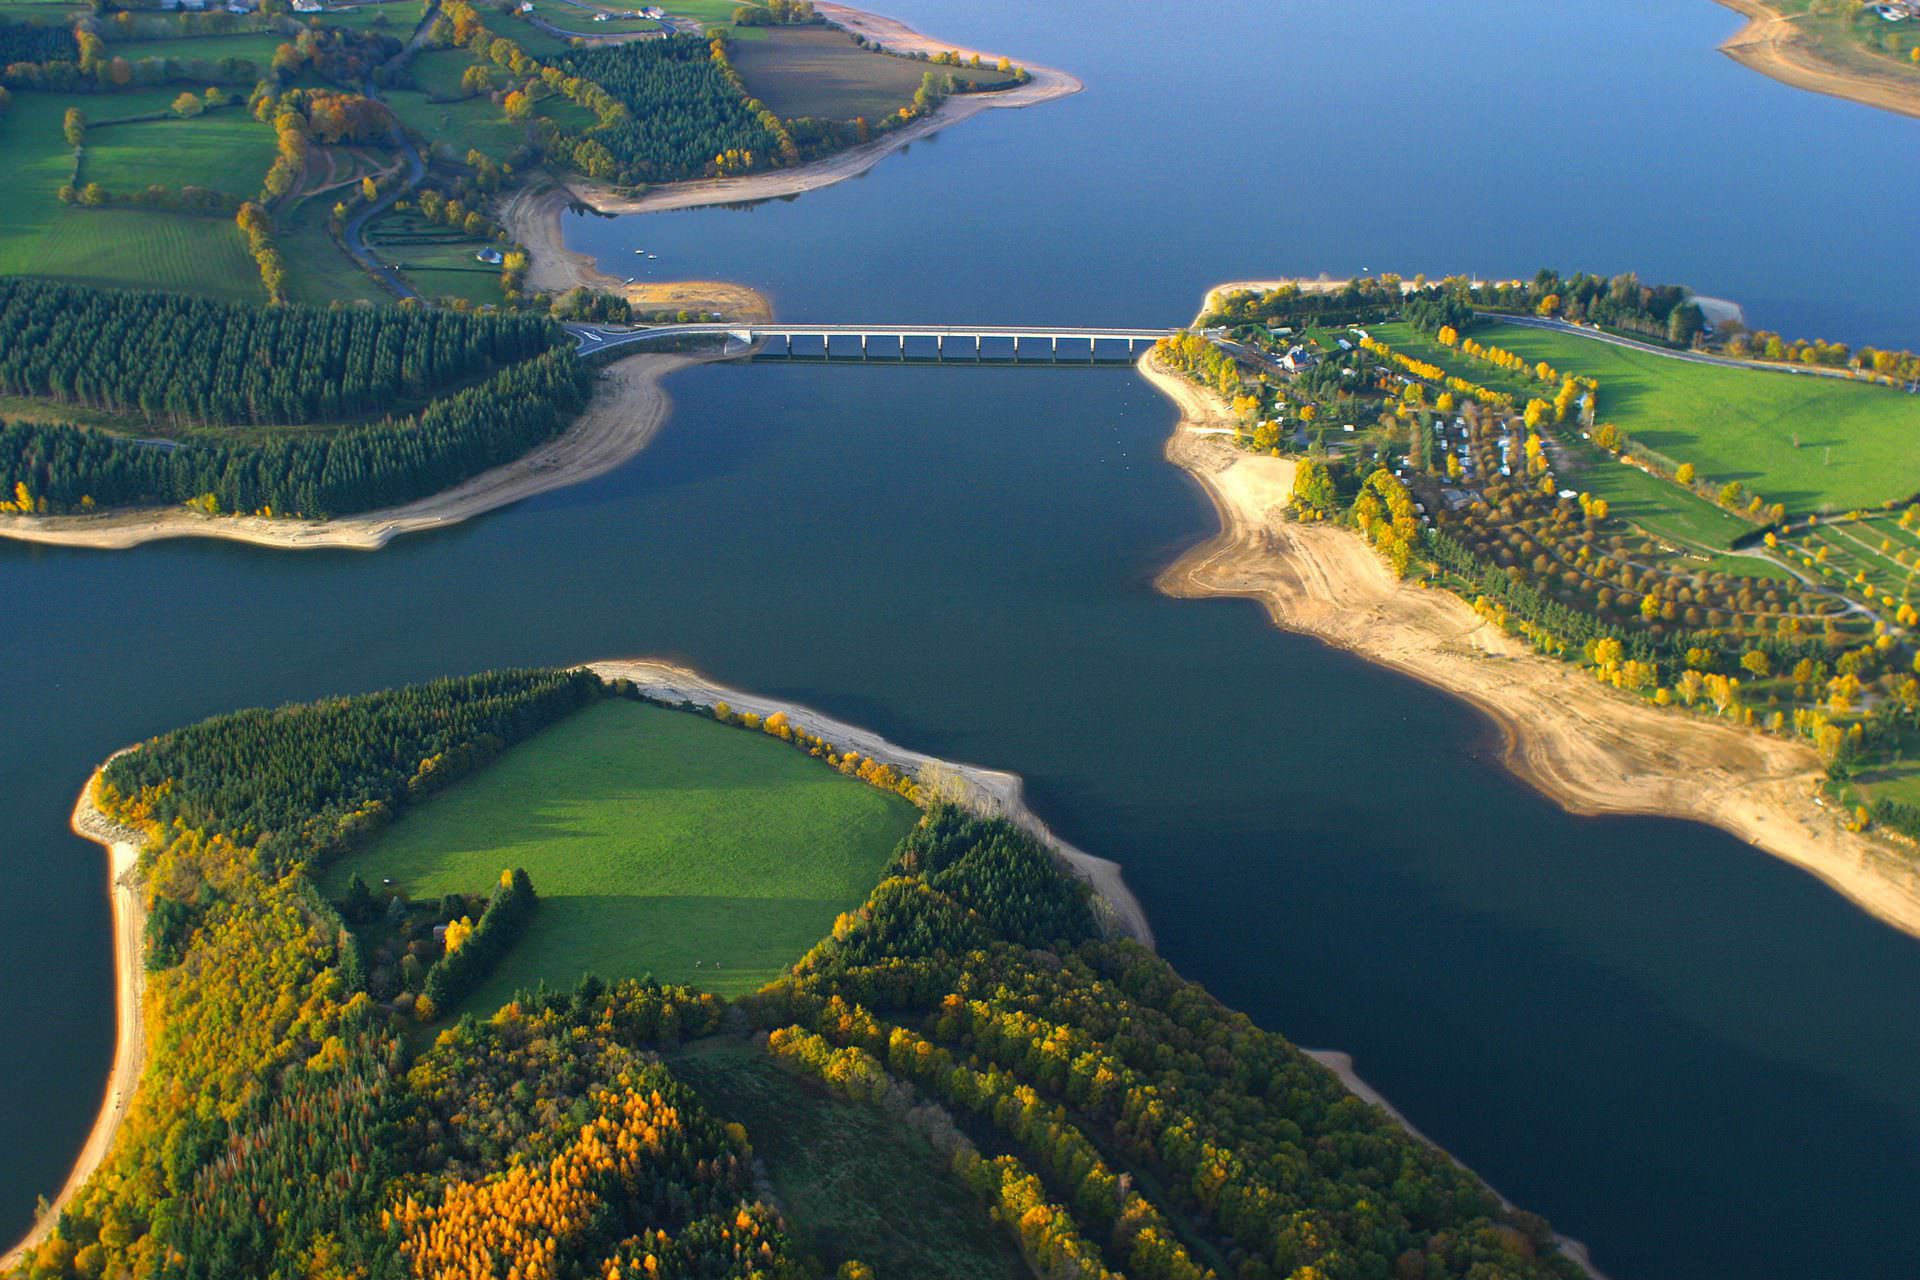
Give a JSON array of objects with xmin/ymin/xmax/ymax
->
[
  {"xmin": 15, "ymin": 670, "xmax": 1585, "ymax": 1280},
  {"xmin": 0, "ymin": 280, "xmax": 560, "ymax": 429},
  {"xmin": 562, "ymin": 37, "xmax": 782, "ymax": 183}
]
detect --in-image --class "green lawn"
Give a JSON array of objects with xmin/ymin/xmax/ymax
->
[
  {"xmin": 83, "ymin": 109, "xmax": 275, "ymax": 198},
  {"xmin": 1384, "ymin": 319, "xmax": 1920, "ymax": 514},
  {"xmin": 729, "ymin": 25, "xmax": 1011, "ymax": 119},
  {"xmin": 1569, "ymin": 451, "xmax": 1756, "ymax": 551},
  {"xmin": 668, "ymin": 1039, "xmax": 1028, "ymax": 1280},
  {"xmin": 321, "ymin": 699, "xmax": 921, "ymax": 1009}
]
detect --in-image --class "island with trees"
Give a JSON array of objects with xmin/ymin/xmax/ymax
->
[
  {"xmin": 7, "ymin": 664, "xmax": 1588, "ymax": 1280},
  {"xmin": 1149, "ymin": 270, "xmax": 1920, "ymax": 937}
]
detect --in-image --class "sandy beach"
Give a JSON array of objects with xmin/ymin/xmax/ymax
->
[
  {"xmin": 523, "ymin": 3, "xmax": 1080, "ymax": 226},
  {"xmin": 589, "ymin": 657, "xmax": 1155, "ymax": 948},
  {"xmin": 1715, "ymin": 0, "xmax": 1920, "ymax": 119},
  {"xmin": 1140, "ymin": 354, "xmax": 1920, "ymax": 943},
  {"xmin": 0, "ymin": 774, "xmax": 146, "ymax": 1273},
  {"xmin": 0, "ymin": 353, "xmax": 708, "ymax": 552}
]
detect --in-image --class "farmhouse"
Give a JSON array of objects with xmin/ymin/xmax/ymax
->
[{"xmin": 1280, "ymin": 344, "xmax": 1318, "ymax": 373}]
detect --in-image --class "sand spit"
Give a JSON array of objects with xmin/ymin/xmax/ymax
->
[
  {"xmin": 0, "ymin": 353, "xmax": 709, "ymax": 552},
  {"xmin": 1140, "ymin": 355, "xmax": 1920, "ymax": 943},
  {"xmin": 589, "ymin": 657, "xmax": 1154, "ymax": 948}
]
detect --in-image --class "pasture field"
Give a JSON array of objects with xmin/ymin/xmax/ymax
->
[
  {"xmin": 669, "ymin": 1039, "xmax": 1029, "ymax": 1280},
  {"xmin": 1378, "ymin": 319, "xmax": 1920, "ymax": 514},
  {"xmin": 321, "ymin": 698, "xmax": 921, "ymax": 1008},
  {"xmin": 315, "ymin": 0, "xmax": 419, "ymax": 33},
  {"xmin": 31, "ymin": 209, "xmax": 261, "ymax": 299},
  {"xmin": 82, "ymin": 109, "xmax": 276, "ymax": 197},
  {"xmin": 661, "ymin": 0, "xmax": 756, "ymax": 28},
  {"xmin": 278, "ymin": 195, "xmax": 388, "ymax": 307},
  {"xmin": 730, "ymin": 25, "xmax": 1011, "ymax": 119},
  {"xmin": 0, "ymin": 86, "xmax": 260, "ymax": 298},
  {"xmin": 101, "ymin": 30, "xmax": 287, "ymax": 66},
  {"xmin": 385, "ymin": 86, "xmax": 532, "ymax": 160}
]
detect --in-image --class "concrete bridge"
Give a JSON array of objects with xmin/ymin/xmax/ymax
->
[{"xmin": 567, "ymin": 321, "xmax": 1185, "ymax": 363}]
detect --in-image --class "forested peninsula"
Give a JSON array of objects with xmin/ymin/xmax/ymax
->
[
  {"xmin": 9, "ymin": 666, "xmax": 1587, "ymax": 1280},
  {"xmin": 1147, "ymin": 271, "xmax": 1920, "ymax": 938}
]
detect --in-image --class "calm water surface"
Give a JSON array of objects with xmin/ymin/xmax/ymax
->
[{"xmin": 5, "ymin": 4, "xmax": 1920, "ymax": 1278}]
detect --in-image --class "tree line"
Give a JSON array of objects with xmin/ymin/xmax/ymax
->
[{"xmin": 416, "ymin": 866, "xmax": 538, "ymax": 1020}]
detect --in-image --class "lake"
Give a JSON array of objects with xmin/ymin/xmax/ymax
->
[{"xmin": 4, "ymin": 2, "xmax": 1919, "ymax": 1277}]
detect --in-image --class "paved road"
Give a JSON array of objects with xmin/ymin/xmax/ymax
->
[{"xmin": 339, "ymin": 2, "xmax": 442, "ymax": 301}]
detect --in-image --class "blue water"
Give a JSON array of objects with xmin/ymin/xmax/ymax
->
[{"xmin": 4, "ymin": 4, "xmax": 1919, "ymax": 1277}]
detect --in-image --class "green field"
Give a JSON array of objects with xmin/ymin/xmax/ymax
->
[
  {"xmin": 1570, "ymin": 450, "xmax": 1756, "ymax": 551},
  {"xmin": 0, "ymin": 86, "xmax": 253, "ymax": 298},
  {"xmin": 83, "ymin": 109, "xmax": 275, "ymax": 197},
  {"xmin": 322, "ymin": 699, "xmax": 921, "ymax": 1009},
  {"xmin": 102, "ymin": 30, "xmax": 287, "ymax": 67},
  {"xmin": 1377, "ymin": 320, "xmax": 1920, "ymax": 514},
  {"xmin": 533, "ymin": 6, "xmax": 660, "ymax": 35},
  {"xmin": 315, "ymin": 0, "xmax": 420, "ymax": 33},
  {"xmin": 730, "ymin": 24, "xmax": 1009, "ymax": 119},
  {"xmin": 670, "ymin": 1040, "xmax": 1027, "ymax": 1280},
  {"xmin": 368, "ymin": 207, "xmax": 502, "ymax": 305},
  {"xmin": 278, "ymin": 193, "xmax": 388, "ymax": 307}
]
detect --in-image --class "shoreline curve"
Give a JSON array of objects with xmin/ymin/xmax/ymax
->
[
  {"xmin": 543, "ymin": 2, "xmax": 1082, "ymax": 221},
  {"xmin": 0, "ymin": 352, "xmax": 708, "ymax": 552},
  {"xmin": 0, "ymin": 771, "xmax": 146, "ymax": 1273},
  {"xmin": 1714, "ymin": 0, "xmax": 1920, "ymax": 120},
  {"xmin": 589, "ymin": 656, "xmax": 1155, "ymax": 948},
  {"xmin": 1138, "ymin": 352, "xmax": 1920, "ymax": 944}
]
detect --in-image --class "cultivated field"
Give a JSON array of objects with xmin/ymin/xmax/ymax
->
[
  {"xmin": 321, "ymin": 698, "xmax": 921, "ymax": 1007},
  {"xmin": 670, "ymin": 1039, "xmax": 1030, "ymax": 1280},
  {"xmin": 730, "ymin": 24, "xmax": 1010, "ymax": 119}
]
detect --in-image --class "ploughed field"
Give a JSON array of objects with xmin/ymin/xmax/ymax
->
[
  {"xmin": 730, "ymin": 24, "xmax": 1012, "ymax": 120},
  {"xmin": 320, "ymin": 698, "xmax": 921, "ymax": 1006}
]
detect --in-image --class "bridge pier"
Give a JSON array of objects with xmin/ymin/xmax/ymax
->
[
  {"xmin": 936, "ymin": 334, "xmax": 944, "ymax": 360},
  {"xmin": 860, "ymin": 333, "xmax": 868, "ymax": 358}
]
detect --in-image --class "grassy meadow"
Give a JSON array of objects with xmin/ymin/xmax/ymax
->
[
  {"xmin": 322, "ymin": 699, "xmax": 921, "ymax": 1009},
  {"xmin": 669, "ymin": 1040, "xmax": 1029, "ymax": 1280},
  {"xmin": 0, "ymin": 87, "xmax": 261, "ymax": 297},
  {"xmin": 1378, "ymin": 319, "xmax": 1920, "ymax": 514},
  {"xmin": 82, "ymin": 109, "xmax": 276, "ymax": 197},
  {"xmin": 730, "ymin": 25, "xmax": 1009, "ymax": 119}
]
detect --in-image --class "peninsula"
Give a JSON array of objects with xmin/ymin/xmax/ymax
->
[
  {"xmin": 1716, "ymin": 0, "xmax": 1920, "ymax": 118},
  {"xmin": 1145, "ymin": 272, "xmax": 1920, "ymax": 940},
  {"xmin": 9, "ymin": 665, "xmax": 1585, "ymax": 1280}
]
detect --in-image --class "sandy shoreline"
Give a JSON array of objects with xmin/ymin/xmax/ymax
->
[
  {"xmin": 525, "ymin": 2, "xmax": 1080, "ymax": 225},
  {"xmin": 1139, "ymin": 354, "xmax": 1920, "ymax": 943},
  {"xmin": 1714, "ymin": 0, "xmax": 1920, "ymax": 119},
  {"xmin": 589, "ymin": 657, "xmax": 1155, "ymax": 948},
  {"xmin": 0, "ymin": 353, "xmax": 708, "ymax": 552},
  {"xmin": 0, "ymin": 774, "xmax": 145, "ymax": 1273}
]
